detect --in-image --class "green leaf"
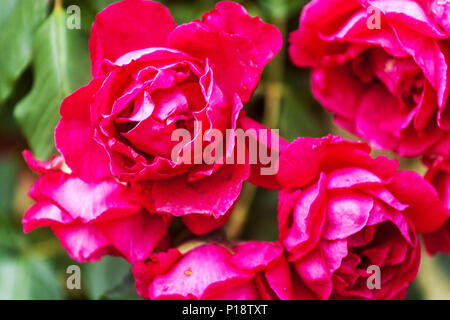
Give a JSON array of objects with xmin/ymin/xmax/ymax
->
[
  {"xmin": 14, "ymin": 7, "xmax": 91, "ymax": 160},
  {"xmin": 0, "ymin": 256, "xmax": 63, "ymax": 299},
  {"xmin": 0, "ymin": 155, "xmax": 17, "ymax": 216},
  {"xmin": 83, "ymin": 256, "xmax": 132, "ymax": 300},
  {"xmin": 0, "ymin": 0, "xmax": 48, "ymax": 102},
  {"xmin": 280, "ymin": 81, "xmax": 329, "ymax": 140},
  {"xmin": 101, "ymin": 272, "xmax": 142, "ymax": 300},
  {"xmin": 86, "ymin": 0, "xmax": 119, "ymax": 13},
  {"xmin": 257, "ymin": 0, "xmax": 308, "ymax": 19},
  {"xmin": 241, "ymin": 188, "xmax": 279, "ymax": 242},
  {"xmin": 0, "ymin": 225, "xmax": 24, "ymax": 253},
  {"xmin": 160, "ymin": 0, "xmax": 219, "ymax": 24}
]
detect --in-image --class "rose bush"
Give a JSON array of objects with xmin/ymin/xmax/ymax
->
[
  {"xmin": 55, "ymin": 0, "xmax": 283, "ymax": 235},
  {"xmin": 289, "ymin": 0, "xmax": 450, "ymax": 157},
  {"xmin": 16, "ymin": 0, "xmax": 450, "ymax": 300},
  {"xmin": 22, "ymin": 151, "xmax": 171, "ymax": 263},
  {"xmin": 276, "ymin": 135, "xmax": 448, "ymax": 299}
]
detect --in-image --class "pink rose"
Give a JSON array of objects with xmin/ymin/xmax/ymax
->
[
  {"xmin": 276, "ymin": 135, "xmax": 449, "ymax": 299},
  {"xmin": 422, "ymin": 153, "xmax": 450, "ymax": 254},
  {"xmin": 22, "ymin": 151, "xmax": 171, "ymax": 263},
  {"xmin": 289, "ymin": 0, "xmax": 450, "ymax": 156},
  {"xmin": 132, "ymin": 241, "xmax": 292, "ymax": 300},
  {"xmin": 55, "ymin": 0, "xmax": 283, "ymax": 232}
]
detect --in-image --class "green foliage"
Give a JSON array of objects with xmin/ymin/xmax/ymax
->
[
  {"xmin": 0, "ymin": 255, "xmax": 63, "ymax": 299},
  {"xmin": 0, "ymin": 0, "xmax": 48, "ymax": 103},
  {"xmin": 83, "ymin": 256, "xmax": 134, "ymax": 300},
  {"xmin": 14, "ymin": 7, "xmax": 91, "ymax": 160},
  {"xmin": 280, "ymin": 83, "xmax": 329, "ymax": 140},
  {"xmin": 0, "ymin": 155, "xmax": 17, "ymax": 216},
  {"xmin": 257, "ymin": 0, "xmax": 309, "ymax": 20},
  {"xmin": 241, "ymin": 188, "xmax": 279, "ymax": 241}
]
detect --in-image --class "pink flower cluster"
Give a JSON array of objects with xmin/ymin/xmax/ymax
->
[{"xmin": 22, "ymin": 0, "xmax": 450, "ymax": 300}]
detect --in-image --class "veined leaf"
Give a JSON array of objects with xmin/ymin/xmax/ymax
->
[
  {"xmin": 0, "ymin": 0, "xmax": 48, "ymax": 103},
  {"xmin": 14, "ymin": 7, "xmax": 91, "ymax": 160}
]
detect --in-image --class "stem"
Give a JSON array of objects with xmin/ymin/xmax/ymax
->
[
  {"xmin": 54, "ymin": 0, "xmax": 63, "ymax": 11},
  {"xmin": 262, "ymin": 16, "xmax": 286, "ymax": 129}
]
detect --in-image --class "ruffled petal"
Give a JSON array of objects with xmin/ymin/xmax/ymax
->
[
  {"xmin": 293, "ymin": 247, "xmax": 332, "ymax": 300},
  {"xmin": 149, "ymin": 244, "xmax": 252, "ymax": 299},
  {"xmin": 283, "ymin": 173, "xmax": 327, "ymax": 260},
  {"xmin": 388, "ymin": 170, "xmax": 449, "ymax": 233},
  {"xmin": 238, "ymin": 114, "xmax": 288, "ymax": 190},
  {"xmin": 52, "ymin": 223, "xmax": 112, "ymax": 262},
  {"xmin": 152, "ymin": 163, "xmax": 249, "ymax": 218},
  {"xmin": 168, "ymin": 21, "xmax": 260, "ymax": 104},
  {"xmin": 89, "ymin": 0, "xmax": 177, "ymax": 76},
  {"xmin": 228, "ymin": 241, "xmax": 283, "ymax": 272},
  {"xmin": 100, "ymin": 210, "xmax": 172, "ymax": 263},
  {"xmin": 23, "ymin": 202, "xmax": 72, "ymax": 233},
  {"xmin": 323, "ymin": 190, "xmax": 373, "ymax": 240},
  {"xmin": 422, "ymin": 219, "xmax": 450, "ymax": 255},
  {"xmin": 181, "ymin": 209, "xmax": 232, "ymax": 235},
  {"xmin": 55, "ymin": 79, "xmax": 112, "ymax": 181},
  {"xmin": 29, "ymin": 172, "xmax": 141, "ymax": 223},
  {"xmin": 201, "ymin": 1, "xmax": 282, "ymax": 68}
]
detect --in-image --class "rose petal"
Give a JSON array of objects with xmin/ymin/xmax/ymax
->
[
  {"xmin": 153, "ymin": 163, "xmax": 249, "ymax": 218},
  {"xmin": 201, "ymin": 1, "xmax": 282, "ymax": 68},
  {"xmin": 52, "ymin": 223, "xmax": 112, "ymax": 262},
  {"xmin": 89, "ymin": 0, "xmax": 177, "ymax": 76},
  {"xmin": 388, "ymin": 170, "xmax": 449, "ymax": 232},
  {"xmin": 168, "ymin": 21, "xmax": 260, "ymax": 104},
  {"xmin": 149, "ymin": 244, "xmax": 252, "ymax": 300},
  {"xmin": 100, "ymin": 210, "xmax": 171, "ymax": 263},
  {"xmin": 323, "ymin": 190, "xmax": 373, "ymax": 240}
]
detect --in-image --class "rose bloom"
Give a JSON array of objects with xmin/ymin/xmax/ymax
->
[
  {"xmin": 422, "ymin": 152, "xmax": 450, "ymax": 254},
  {"xmin": 22, "ymin": 151, "xmax": 171, "ymax": 263},
  {"xmin": 289, "ymin": 0, "xmax": 450, "ymax": 157},
  {"xmin": 55, "ymin": 0, "xmax": 283, "ymax": 234},
  {"xmin": 276, "ymin": 135, "xmax": 449, "ymax": 299},
  {"xmin": 132, "ymin": 241, "xmax": 293, "ymax": 300}
]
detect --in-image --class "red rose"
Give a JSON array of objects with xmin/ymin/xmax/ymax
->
[
  {"xmin": 55, "ymin": 0, "xmax": 283, "ymax": 233},
  {"xmin": 276, "ymin": 135, "xmax": 448, "ymax": 299}
]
